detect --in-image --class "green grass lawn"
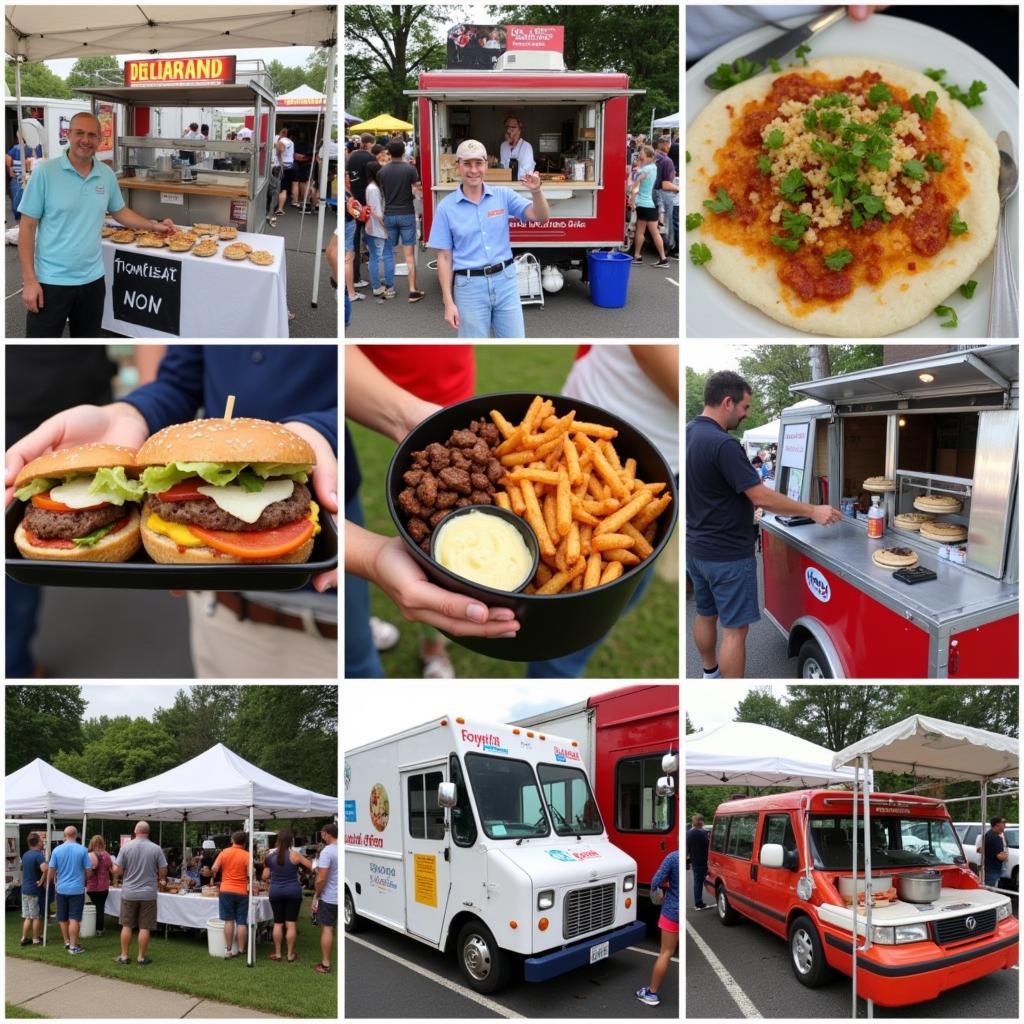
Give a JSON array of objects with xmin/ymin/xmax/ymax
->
[
  {"xmin": 5, "ymin": 909, "xmax": 336, "ymax": 1018},
  {"xmin": 348, "ymin": 344, "xmax": 679, "ymax": 678},
  {"xmin": 5, "ymin": 1005, "xmax": 47, "ymax": 1019}
]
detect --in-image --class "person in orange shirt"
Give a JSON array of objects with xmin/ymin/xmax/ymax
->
[{"xmin": 211, "ymin": 832, "xmax": 251, "ymax": 959}]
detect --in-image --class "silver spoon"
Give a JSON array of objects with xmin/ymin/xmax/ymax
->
[{"xmin": 988, "ymin": 131, "xmax": 1018, "ymax": 337}]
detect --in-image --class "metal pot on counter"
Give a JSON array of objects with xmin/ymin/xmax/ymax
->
[{"xmin": 896, "ymin": 870, "xmax": 942, "ymax": 903}]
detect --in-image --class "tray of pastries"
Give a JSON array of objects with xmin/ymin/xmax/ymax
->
[
  {"xmin": 223, "ymin": 242, "xmax": 253, "ymax": 260},
  {"xmin": 913, "ymin": 494, "xmax": 963, "ymax": 515},
  {"xmin": 167, "ymin": 231, "xmax": 199, "ymax": 252},
  {"xmin": 919, "ymin": 521, "xmax": 968, "ymax": 543},
  {"xmin": 862, "ymin": 477, "xmax": 896, "ymax": 493},
  {"xmin": 893, "ymin": 512, "xmax": 935, "ymax": 532},
  {"xmin": 136, "ymin": 231, "xmax": 168, "ymax": 247}
]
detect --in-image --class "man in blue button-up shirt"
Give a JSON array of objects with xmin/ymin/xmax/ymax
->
[
  {"xmin": 428, "ymin": 139, "xmax": 549, "ymax": 338},
  {"xmin": 18, "ymin": 112, "xmax": 176, "ymax": 337}
]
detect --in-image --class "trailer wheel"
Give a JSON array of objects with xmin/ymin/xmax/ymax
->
[
  {"xmin": 716, "ymin": 884, "xmax": 741, "ymax": 926},
  {"xmin": 788, "ymin": 915, "xmax": 832, "ymax": 987},
  {"xmin": 797, "ymin": 638, "xmax": 834, "ymax": 678},
  {"xmin": 457, "ymin": 920, "xmax": 510, "ymax": 993},
  {"xmin": 344, "ymin": 887, "xmax": 363, "ymax": 934}
]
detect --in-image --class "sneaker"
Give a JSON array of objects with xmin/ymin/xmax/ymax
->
[
  {"xmin": 68, "ymin": 945, "xmax": 86, "ymax": 955},
  {"xmin": 669, "ymin": 250, "xmax": 680, "ymax": 261},
  {"xmin": 353, "ymin": 280, "xmax": 368, "ymax": 289},
  {"xmin": 115, "ymin": 956, "xmax": 130, "ymax": 965},
  {"xmin": 372, "ymin": 287, "xmax": 386, "ymax": 298},
  {"xmin": 349, "ymin": 292, "xmax": 365, "ymax": 302},
  {"xmin": 384, "ymin": 288, "xmax": 396, "ymax": 299},
  {"xmin": 32, "ymin": 940, "xmax": 43, "ymax": 945},
  {"xmin": 314, "ymin": 962, "xmax": 332, "ymax": 974},
  {"xmin": 636, "ymin": 987, "xmax": 661, "ymax": 1006},
  {"xmin": 632, "ymin": 255, "xmax": 644, "ymax": 264},
  {"xmin": 370, "ymin": 616, "xmax": 400, "ymax": 651},
  {"xmin": 654, "ymin": 259, "xmax": 670, "ymax": 269},
  {"xmin": 20, "ymin": 937, "xmax": 32, "ymax": 946},
  {"xmin": 421, "ymin": 651, "xmax": 455, "ymax": 679},
  {"xmin": 695, "ymin": 903, "xmax": 709, "ymax": 911},
  {"xmin": 137, "ymin": 957, "xmax": 152, "ymax": 966}
]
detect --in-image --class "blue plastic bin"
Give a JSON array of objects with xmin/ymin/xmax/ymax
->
[{"xmin": 588, "ymin": 251, "xmax": 633, "ymax": 308}]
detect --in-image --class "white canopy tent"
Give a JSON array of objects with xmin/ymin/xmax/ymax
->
[
  {"xmin": 5, "ymin": 4, "xmax": 338, "ymax": 307},
  {"xmin": 651, "ymin": 111, "xmax": 679, "ymax": 129},
  {"xmin": 85, "ymin": 743, "xmax": 338, "ymax": 967},
  {"xmin": 686, "ymin": 721, "xmax": 866, "ymax": 788},
  {"xmin": 4, "ymin": 759, "xmax": 105, "ymax": 947},
  {"xmin": 832, "ymin": 715, "xmax": 1019, "ymax": 1018}
]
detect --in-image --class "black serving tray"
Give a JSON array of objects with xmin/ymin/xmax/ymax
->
[{"xmin": 4, "ymin": 502, "xmax": 337, "ymax": 591}]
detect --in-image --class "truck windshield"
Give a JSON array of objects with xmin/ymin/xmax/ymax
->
[
  {"xmin": 465, "ymin": 753, "xmax": 550, "ymax": 839},
  {"xmin": 536, "ymin": 763, "xmax": 603, "ymax": 836},
  {"xmin": 810, "ymin": 814, "xmax": 964, "ymax": 869}
]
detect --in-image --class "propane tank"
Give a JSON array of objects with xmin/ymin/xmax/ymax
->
[{"xmin": 867, "ymin": 495, "xmax": 885, "ymax": 539}]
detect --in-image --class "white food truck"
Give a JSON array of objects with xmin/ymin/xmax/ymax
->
[{"xmin": 344, "ymin": 714, "xmax": 653, "ymax": 992}]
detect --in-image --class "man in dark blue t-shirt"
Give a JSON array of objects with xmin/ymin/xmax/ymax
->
[
  {"xmin": 686, "ymin": 370, "xmax": 841, "ymax": 678},
  {"xmin": 686, "ymin": 815, "xmax": 711, "ymax": 910},
  {"xmin": 983, "ymin": 817, "xmax": 1009, "ymax": 887},
  {"xmin": 19, "ymin": 833, "xmax": 48, "ymax": 945}
]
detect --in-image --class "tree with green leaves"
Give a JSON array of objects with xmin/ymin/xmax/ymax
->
[
  {"xmin": 153, "ymin": 686, "xmax": 240, "ymax": 763},
  {"xmin": 267, "ymin": 59, "xmax": 308, "ymax": 96},
  {"xmin": 5, "ymin": 61, "xmax": 73, "ymax": 100},
  {"xmin": 735, "ymin": 688, "xmax": 792, "ymax": 731},
  {"xmin": 5, "ymin": 686, "xmax": 86, "ymax": 775},
  {"xmin": 66, "ymin": 56, "xmax": 121, "ymax": 91},
  {"xmin": 52, "ymin": 717, "xmax": 179, "ymax": 789}
]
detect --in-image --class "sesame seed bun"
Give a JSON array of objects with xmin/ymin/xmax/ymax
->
[
  {"xmin": 14, "ymin": 444, "xmax": 139, "ymax": 491},
  {"xmin": 135, "ymin": 418, "xmax": 315, "ymax": 467},
  {"xmin": 14, "ymin": 508, "xmax": 142, "ymax": 562}
]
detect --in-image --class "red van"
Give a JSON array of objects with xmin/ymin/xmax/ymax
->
[{"xmin": 706, "ymin": 790, "xmax": 1018, "ymax": 1007}]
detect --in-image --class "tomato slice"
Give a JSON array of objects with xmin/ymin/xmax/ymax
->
[
  {"xmin": 156, "ymin": 479, "xmax": 206, "ymax": 501},
  {"xmin": 31, "ymin": 491, "xmax": 111, "ymax": 512},
  {"xmin": 188, "ymin": 517, "xmax": 315, "ymax": 559}
]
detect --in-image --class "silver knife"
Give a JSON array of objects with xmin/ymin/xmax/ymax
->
[{"xmin": 704, "ymin": 9, "xmax": 847, "ymax": 89}]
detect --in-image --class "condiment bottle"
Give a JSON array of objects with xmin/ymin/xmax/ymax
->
[{"xmin": 867, "ymin": 495, "xmax": 885, "ymax": 539}]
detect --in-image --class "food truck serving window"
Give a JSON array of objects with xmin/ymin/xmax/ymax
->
[
  {"xmin": 809, "ymin": 815, "xmax": 963, "ymax": 869},
  {"xmin": 465, "ymin": 752, "xmax": 550, "ymax": 839},
  {"xmin": 449, "ymin": 754, "xmax": 478, "ymax": 848},
  {"xmin": 407, "ymin": 770, "xmax": 445, "ymax": 840},
  {"xmin": 537, "ymin": 763, "xmax": 602, "ymax": 836},
  {"xmin": 615, "ymin": 754, "xmax": 674, "ymax": 834}
]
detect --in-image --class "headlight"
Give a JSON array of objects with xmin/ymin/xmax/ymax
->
[
  {"xmin": 623, "ymin": 874, "xmax": 635, "ymax": 892},
  {"xmin": 894, "ymin": 924, "xmax": 929, "ymax": 944},
  {"xmin": 870, "ymin": 925, "xmax": 895, "ymax": 944},
  {"xmin": 996, "ymin": 901, "xmax": 1010, "ymax": 921},
  {"xmin": 537, "ymin": 889, "xmax": 554, "ymax": 911}
]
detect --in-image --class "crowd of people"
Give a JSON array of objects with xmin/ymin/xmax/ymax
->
[{"xmin": 18, "ymin": 821, "xmax": 339, "ymax": 972}]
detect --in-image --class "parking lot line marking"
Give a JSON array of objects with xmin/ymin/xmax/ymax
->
[
  {"xmin": 685, "ymin": 919, "xmax": 762, "ymax": 1019},
  {"xmin": 345, "ymin": 934, "xmax": 525, "ymax": 1018},
  {"xmin": 666, "ymin": 277, "xmax": 679, "ymax": 286},
  {"xmin": 627, "ymin": 946, "xmax": 680, "ymax": 963}
]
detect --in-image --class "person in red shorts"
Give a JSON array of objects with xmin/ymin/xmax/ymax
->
[{"xmin": 636, "ymin": 849, "xmax": 678, "ymax": 1006}]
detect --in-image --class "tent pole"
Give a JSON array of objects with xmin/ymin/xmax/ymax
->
[
  {"xmin": 980, "ymin": 779, "xmax": 988, "ymax": 884},
  {"xmin": 862, "ymin": 754, "xmax": 873, "ymax": 1019},
  {"xmin": 42, "ymin": 810, "xmax": 52, "ymax": 947},
  {"xmin": 852, "ymin": 763, "xmax": 858, "ymax": 1019},
  {"xmin": 311, "ymin": 42, "xmax": 336, "ymax": 308},
  {"xmin": 296, "ymin": 107, "xmax": 322, "ymax": 247},
  {"xmin": 15, "ymin": 57, "xmax": 27, "ymax": 186},
  {"xmin": 247, "ymin": 805, "xmax": 255, "ymax": 967}
]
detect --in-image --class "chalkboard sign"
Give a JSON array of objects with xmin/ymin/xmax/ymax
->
[{"xmin": 111, "ymin": 249, "xmax": 181, "ymax": 335}]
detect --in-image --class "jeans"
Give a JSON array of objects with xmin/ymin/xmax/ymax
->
[
  {"xmin": 655, "ymin": 189, "xmax": 676, "ymax": 250},
  {"xmin": 365, "ymin": 234, "xmax": 394, "ymax": 290},
  {"xmin": 351, "ymin": 217, "xmax": 366, "ymax": 281},
  {"xmin": 692, "ymin": 864, "xmax": 708, "ymax": 907},
  {"xmin": 344, "ymin": 218, "xmax": 356, "ymax": 251},
  {"xmin": 985, "ymin": 868, "xmax": 1002, "ymax": 887},
  {"xmin": 384, "ymin": 213, "xmax": 417, "ymax": 248},
  {"xmin": 344, "ymin": 491, "xmax": 385, "ymax": 678},
  {"xmin": 9, "ymin": 177, "xmax": 23, "ymax": 221},
  {"xmin": 452, "ymin": 262, "xmax": 524, "ymax": 338},
  {"xmin": 5, "ymin": 577, "xmax": 41, "ymax": 677},
  {"xmin": 671, "ymin": 204, "xmax": 679, "ymax": 252}
]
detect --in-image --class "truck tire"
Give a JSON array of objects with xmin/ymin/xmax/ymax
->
[
  {"xmin": 788, "ymin": 915, "xmax": 833, "ymax": 987},
  {"xmin": 716, "ymin": 884, "xmax": 741, "ymax": 926},
  {"xmin": 456, "ymin": 920, "xmax": 510, "ymax": 993},
  {"xmin": 344, "ymin": 887, "xmax": 363, "ymax": 934},
  {"xmin": 797, "ymin": 638, "xmax": 834, "ymax": 678}
]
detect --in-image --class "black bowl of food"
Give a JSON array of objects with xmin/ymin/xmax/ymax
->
[{"xmin": 386, "ymin": 392, "xmax": 677, "ymax": 661}]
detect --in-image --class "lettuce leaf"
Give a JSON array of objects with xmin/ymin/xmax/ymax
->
[
  {"xmin": 72, "ymin": 522, "xmax": 117, "ymax": 547},
  {"xmin": 13, "ymin": 477, "xmax": 55, "ymax": 501},
  {"xmin": 91, "ymin": 466, "xmax": 145, "ymax": 504},
  {"xmin": 139, "ymin": 461, "xmax": 311, "ymax": 493}
]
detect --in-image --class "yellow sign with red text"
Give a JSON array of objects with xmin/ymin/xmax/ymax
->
[{"xmin": 125, "ymin": 56, "xmax": 236, "ymax": 88}]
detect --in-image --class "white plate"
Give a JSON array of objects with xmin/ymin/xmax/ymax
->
[{"xmin": 685, "ymin": 13, "xmax": 1019, "ymax": 338}]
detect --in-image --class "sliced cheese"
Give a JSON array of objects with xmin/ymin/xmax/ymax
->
[
  {"xmin": 51, "ymin": 475, "xmax": 121, "ymax": 509},
  {"xmin": 309, "ymin": 500, "xmax": 321, "ymax": 537},
  {"xmin": 195, "ymin": 479, "xmax": 295, "ymax": 524},
  {"xmin": 147, "ymin": 512, "xmax": 203, "ymax": 547}
]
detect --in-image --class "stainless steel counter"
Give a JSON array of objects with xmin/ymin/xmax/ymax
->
[{"xmin": 761, "ymin": 513, "xmax": 1018, "ymax": 632}]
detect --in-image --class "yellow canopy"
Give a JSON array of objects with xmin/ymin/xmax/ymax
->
[{"xmin": 348, "ymin": 114, "xmax": 414, "ymax": 134}]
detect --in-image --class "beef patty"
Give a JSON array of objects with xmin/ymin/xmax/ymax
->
[
  {"xmin": 23, "ymin": 503, "xmax": 126, "ymax": 540},
  {"xmin": 147, "ymin": 482, "xmax": 311, "ymax": 532}
]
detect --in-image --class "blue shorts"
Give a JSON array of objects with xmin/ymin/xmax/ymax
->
[
  {"xmin": 686, "ymin": 553, "xmax": 760, "ymax": 628},
  {"xmin": 345, "ymin": 218, "xmax": 356, "ymax": 252},
  {"xmin": 385, "ymin": 213, "xmax": 417, "ymax": 247},
  {"xmin": 56, "ymin": 891, "xmax": 85, "ymax": 922},
  {"xmin": 218, "ymin": 891, "xmax": 249, "ymax": 926}
]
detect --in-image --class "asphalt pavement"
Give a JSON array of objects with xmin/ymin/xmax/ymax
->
[
  {"xmin": 685, "ymin": 549, "xmax": 795, "ymax": 680},
  {"xmin": 343, "ymin": 241, "xmax": 680, "ymax": 339},
  {"xmin": 684, "ymin": 873, "xmax": 1019, "ymax": 1019},
  {"xmin": 5, "ymin": 193, "xmax": 338, "ymax": 339},
  {"xmin": 344, "ymin": 912, "xmax": 678, "ymax": 1019}
]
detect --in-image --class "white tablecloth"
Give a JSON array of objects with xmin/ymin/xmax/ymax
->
[
  {"xmin": 102, "ymin": 889, "xmax": 274, "ymax": 928},
  {"xmin": 100, "ymin": 230, "xmax": 288, "ymax": 338}
]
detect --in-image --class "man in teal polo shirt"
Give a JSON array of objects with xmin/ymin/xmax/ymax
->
[
  {"xmin": 17, "ymin": 112, "xmax": 175, "ymax": 337},
  {"xmin": 428, "ymin": 139, "xmax": 549, "ymax": 338}
]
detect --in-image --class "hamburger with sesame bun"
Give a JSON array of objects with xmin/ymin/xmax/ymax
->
[
  {"xmin": 135, "ymin": 417, "xmax": 320, "ymax": 564},
  {"xmin": 13, "ymin": 444, "xmax": 144, "ymax": 561}
]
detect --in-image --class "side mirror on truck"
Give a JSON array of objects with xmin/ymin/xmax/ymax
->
[
  {"xmin": 438, "ymin": 782, "xmax": 457, "ymax": 808},
  {"xmin": 760, "ymin": 843, "xmax": 799, "ymax": 871},
  {"xmin": 662, "ymin": 752, "xmax": 679, "ymax": 775},
  {"xmin": 656, "ymin": 775, "xmax": 675, "ymax": 797}
]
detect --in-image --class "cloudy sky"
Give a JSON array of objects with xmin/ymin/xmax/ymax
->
[
  {"xmin": 79, "ymin": 684, "xmax": 195, "ymax": 720},
  {"xmin": 686, "ymin": 682, "xmax": 776, "ymax": 733},
  {"xmin": 43, "ymin": 47, "xmax": 317, "ymax": 80}
]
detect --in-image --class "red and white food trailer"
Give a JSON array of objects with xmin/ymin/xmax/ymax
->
[
  {"xmin": 760, "ymin": 345, "xmax": 1018, "ymax": 679},
  {"xmin": 513, "ymin": 685, "xmax": 678, "ymax": 895},
  {"xmin": 406, "ymin": 48, "xmax": 642, "ymax": 271}
]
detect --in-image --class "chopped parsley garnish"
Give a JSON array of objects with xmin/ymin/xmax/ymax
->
[
  {"xmin": 689, "ymin": 242, "xmax": 712, "ymax": 266},
  {"xmin": 949, "ymin": 209, "xmax": 969, "ymax": 235},
  {"xmin": 901, "ymin": 159, "xmax": 927, "ymax": 181},
  {"xmin": 924, "ymin": 152, "xmax": 945, "ymax": 171},
  {"xmin": 758, "ymin": 153, "xmax": 773, "ymax": 175},
  {"xmin": 852, "ymin": 190, "xmax": 885, "ymax": 216},
  {"xmin": 708, "ymin": 58, "xmax": 763, "ymax": 90},
  {"xmin": 703, "ymin": 188, "xmax": 734, "ymax": 214},
  {"xmin": 924, "ymin": 68, "xmax": 946, "ymax": 82},
  {"xmin": 877, "ymin": 104, "xmax": 902, "ymax": 128},
  {"xmin": 867, "ymin": 146, "xmax": 893, "ymax": 171},
  {"xmin": 911, "ymin": 90, "xmax": 938, "ymax": 121},
  {"xmin": 768, "ymin": 58, "xmax": 782, "ymax": 73},
  {"xmin": 811, "ymin": 138, "xmax": 840, "ymax": 161},
  {"xmin": 771, "ymin": 234, "xmax": 801, "ymax": 253},
  {"xmin": 819, "ymin": 110, "xmax": 843, "ymax": 133},
  {"xmin": 867, "ymin": 82, "xmax": 892, "ymax": 105},
  {"xmin": 824, "ymin": 249, "xmax": 854, "ymax": 271},
  {"xmin": 959, "ymin": 279, "xmax": 978, "ymax": 299},
  {"xmin": 803, "ymin": 109, "xmax": 818, "ymax": 131},
  {"xmin": 934, "ymin": 305, "xmax": 958, "ymax": 328},
  {"xmin": 945, "ymin": 79, "xmax": 987, "ymax": 108},
  {"xmin": 779, "ymin": 168, "xmax": 807, "ymax": 204},
  {"xmin": 795, "ymin": 43, "xmax": 811, "ymax": 66},
  {"xmin": 813, "ymin": 92, "xmax": 851, "ymax": 109},
  {"xmin": 686, "ymin": 212, "xmax": 704, "ymax": 232},
  {"xmin": 781, "ymin": 210, "xmax": 811, "ymax": 237},
  {"xmin": 764, "ymin": 128, "xmax": 785, "ymax": 150}
]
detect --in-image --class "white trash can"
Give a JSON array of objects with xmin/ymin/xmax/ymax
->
[
  {"xmin": 207, "ymin": 918, "xmax": 227, "ymax": 957},
  {"xmin": 79, "ymin": 904, "xmax": 97, "ymax": 939}
]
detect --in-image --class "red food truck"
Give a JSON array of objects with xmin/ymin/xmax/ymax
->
[
  {"xmin": 513, "ymin": 685, "xmax": 678, "ymax": 896},
  {"xmin": 406, "ymin": 43, "xmax": 643, "ymax": 275}
]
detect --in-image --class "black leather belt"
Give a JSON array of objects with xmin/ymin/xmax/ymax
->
[{"xmin": 454, "ymin": 258, "xmax": 514, "ymax": 277}]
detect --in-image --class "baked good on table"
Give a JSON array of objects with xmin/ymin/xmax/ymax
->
[
  {"xmin": 223, "ymin": 243, "xmax": 249, "ymax": 260},
  {"xmin": 101, "ymin": 226, "xmax": 118, "ymax": 238},
  {"xmin": 894, "ymin": 512, "xmax": 935, "ymax": 531},
  {"xmin": 136, "ymin": 231, "xmax": 167, "ymax": 247},
  {"xmin": 193, "ymin": 222, "xmax": 220, "ymax": 234},
  {"xmin": 110, "ymin": 229, "xmax": 136, "ymax": 243},
  {"xmin": 919, "ymin": 521, "xmax": 967, "ymax": 543},
  {"xmin": 863, "ymin": 476, "xmax": 896, "ymax": 492},
  {"xmin": 872, "ymin": 546, "xmax": 919, "ymax": 568},
  {"xmin": 192, "ymin": 238, "xmax": 219, "ymax": 257},
  {"xmin": 167, "ymin": 233, "xmax": 197, "ymax": 252},
  {"xmin": 248, "ymin": 250, "xmax": 274, "ymax": 266},
  {"xmin": 218, "ymin": 226, "xmax": 238, "ymax": 239},
  {"xmin": 913, "ymin": 494, "xmax": 962, "ymax": 514}
]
